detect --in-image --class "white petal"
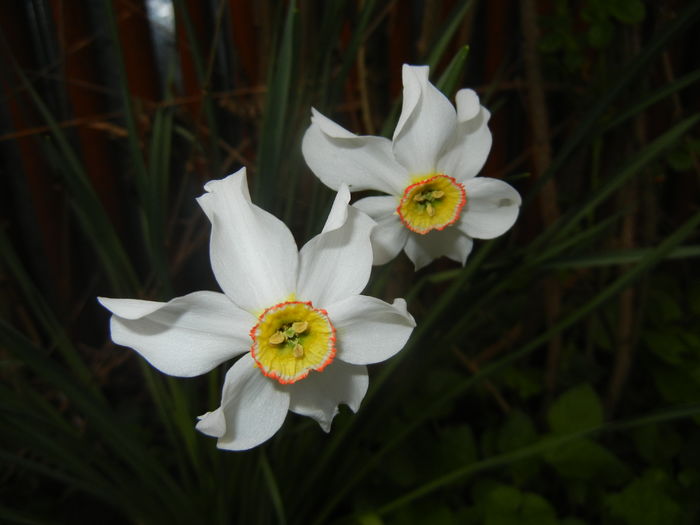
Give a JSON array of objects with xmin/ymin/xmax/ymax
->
[
  {"xmin": 98, "ymin": 292, "xmax": 254, "ymax": 377},
  {"xmin": 371, "ymin": 215, "xmax": 409, "ymax": 265},
  {"xmin": 325, "ymin": 295, "xmax": 415, "ymax": 365},
  {"xmin": 196, "ymin": 169, "xmax": 298, "ymax": 313},
  {"xmin": 98, "ymin": 297, "xmax": 168, "ymax": 319},
  {"xmin": 455, "ymin": 88, "xmax": 480, "ymax": 122},
  {"xmin": 437, "ymin": 105, "xmax": 492, "ymax": 181},
  {"xmin": 287, "ymin": 361, "xmax": 368, "ymax": 432},
  {"xmin": 353, "ymin": 196, "xmax": 408, "ymax": 265},
  {"xmin": 459, "ymin": 177, "xmax": 521, "ymax": 239},
  {"xmin": 392, "ymin": 64, "xmax": 457, "ymax": 175},
  {"xmin": 352, "ymin": 195, "xmax": 398, "ymax": 218},
  {"xmin": 196, "ymin": 353, "xmax": 290, "ymax": 451},
  {"xmin": 321, "ymin": 183, "xmax": 350, "ymax": 233},
  {"xmin": 297, "ymin": 201, "xmax": 375, "ymax": 306},
  {"xmin": 195, "ymin": 407, "xmax": 226, "ymax": 437},
  {"xmin": 302, "ymin": 108, "xmax": 407, "ymax": 194},
  {"xmin": 404, "ymin": 228, "xmax": 474, "ymax": 270}
]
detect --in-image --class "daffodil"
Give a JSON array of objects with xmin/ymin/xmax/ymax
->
[
  {"xmin": 302, "ymin": 64, "xmax": 521, "ymax": 270},
  {"xmin": 99, "ymin": 168, "xmax": 415, "ymax": 451}
]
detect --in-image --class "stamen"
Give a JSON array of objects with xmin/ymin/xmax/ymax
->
[
  {"xmin": 432, "ymin": 190, "xmax": 445, "ymax": 199},
  {"xmin": 269, "ymin": 332, "xmax": 285, "ymax": 345},
  {"xmin": 292, "ymin": 321, "xmax": 308, "ymax": 334},
  {"xmin": 413, "ymin": 193, "xmax": 426, "ymax": 202},
  {"xmin": 293, "ymin": 343, "xmax": 304, "ymax": 358},
  {"xmin": 426, "ymin": 203, "xmax": 435, "ymax": 216}
]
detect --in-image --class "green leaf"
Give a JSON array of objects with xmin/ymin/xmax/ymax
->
[
  {"xmin": 256, "ymin": 0, "xmax": 297, "ymax": 207},
  {"xmin": 498, "ymin": 411, "xmax": 537, "ymax": 452},
  {"xmin": 260, "ymin": 451, "xmax": 287, "ymax": 525},
  {"xmin": 633, "ymin": 424, "xmax": 682, "ymax": 465},
  {"xmin": 609, "ymin": 0, "xmax": 646, "ymax": 24},
  {"xmin": 561, "ymin": 519, "xmax": 588, "ymax": 525},
  {"xmin": 357, "ymin": 512, "xmax": 384, "ymax": 525},
  {"xmin": 500, "ymin": 367, "xmax": 544, "ymax": 399},
  {"xmin": 543, "ymin": 437, "xmax": 629, "ymax": 483},
  {"xmin": 644, "ymin": 330, "xmax": 688, "ymax": 365},
  {"xmin": 587, "ymin": 21, "xmax": 613, "ymax": 48},
  {"xmin": 548, "ymin": 384, "xmax": 603, "ymax": 434},
  {"xmin": 651, "ymin": 362, "xmax": 700, "ymax": 404},
  {"xmin": 484, "ymin": 486, "xmax": 558, "ymax": 525},
  {"xmin": 606, "ymin": 469, "xmax": 681, "ymax": 525},
  {"xmin": 543, "ymin": 245, "xmax": 700, "ymax": 270},
  {"xmin": 439, "ymin": 424, "xmax": 477, "ymax": 468},
  {"xmin": 436, "ymin": 46, "xmax": 470, "ymax": 98}
]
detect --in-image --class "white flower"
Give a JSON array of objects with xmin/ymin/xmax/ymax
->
[
  {"xmin": 302, "ymin": 64, "xmax": 521, "ymax": 270},
  {"xmin": 98, "ymin": 168, "xmax": 415, "ymax": 451}
]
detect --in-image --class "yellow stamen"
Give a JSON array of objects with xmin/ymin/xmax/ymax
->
[
  {"xmin": 269, "ymin": 332, "xmax": 285, "ymax": 345},
  {"xmin": 426, "ymin": 203, "xmax": 435, "ymax": 217},
  {"xmin": 292, "ymin": 321, "xmax": 308, "ymax": 334},
  {"xmin": 432, "ymin": 190, "xmax": 445, "ymax": 199},
  {"xmin": 293, "ymin": 343, "xmax": 304, "ymax": 358}
]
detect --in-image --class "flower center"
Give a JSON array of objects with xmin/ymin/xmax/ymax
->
[
  {"xmin": 250, "ymin": 301, "xmax": 336, "ymax": 384},
  {"xmin": 397, "ymin": 174, "xmax": 466, "ymax": 234}
]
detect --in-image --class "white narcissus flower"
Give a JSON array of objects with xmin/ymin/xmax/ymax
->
[
  {"xmin": 302, "ymin": 64, "xmax": 521, "ymax": 270},
  {"xmin": 98, "ymin": 168, "xmax": 415, "ymax": 451}
]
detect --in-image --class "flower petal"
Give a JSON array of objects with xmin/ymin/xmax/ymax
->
[
  {"xmin": 196, "ymin": 353, "xmax": 290, "ymax": 451},
  {"xmin": 392, "ymin": 64, "xmax": 457, "ymax": 175},
  {"xmin": 352, "ymin": 195, "xmax": 397, "ymax": 218},
  {"xmin": 404, "ymin": 228, "xmax": 474, "ymax": 270},
  {"xmin": 321, "ymin": 183, "xmax": 350, "ymax": 233},
  {"xmin": 353, "ymin": 196, "xmax": 408, "ymax": 265},
  {"xmin": 297, "ymin": 192, "xmax": 375, "ymax": 306},
  {"xmin": 302, "ymin": 108, "xmax": 407, "ymax": 194},
  {"xmin": 325, "ymin": 295, "xmax": 415, "ymax": 365},
  {"xmin": 370, "ymin": 215, "xmax": 409, "ymax": 266},
  {"xmin": 455, "ymin": 88, "xmax": 480, "ymax": 122},
  {"xmin": 459, "ymin": 177, "xmax": 521, "ymax": 239},
  {"xmin": 437, "ymin": 95, "xmax": 492, "ymax": 181},
  {"xmin": 287, "ymin": 360, "xmax": 368, "ymax": 432},
  {"xmin": 98, "ymin": 292, "xmax": 254, "ymax": 377},
  {"xmin": 196, "ymin": 168, "xmax": 298, "ymax": 313}
]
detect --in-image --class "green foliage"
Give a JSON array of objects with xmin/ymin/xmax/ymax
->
[
  {"xmin": 606, "ymin": 469, "xmax": 682, "ymax": 525},
  {"xmin": 483, "ymin": 485, "xmax": 558, "ymax": 525},
  {"xmin": 547, "ymin": 384, "xmax": 603, "ymax": 434},
  {"xmin": 540, "ymin": 0, "xmax": 647, "ymax": 73}
]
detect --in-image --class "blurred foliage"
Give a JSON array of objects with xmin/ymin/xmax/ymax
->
[{"xmin": 1, "ymin": 0, "xmax": 700, "ymax": 524}]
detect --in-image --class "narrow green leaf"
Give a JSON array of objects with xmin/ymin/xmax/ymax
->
[
  {"xmin": 172, "ymin": 0, "xmax": 222, "ymax": 169},
  {"xmin": 423, "ymin": 0, "xmax": 475, "ymax": 69},
  {"xmin": 256, "ymin": 0, "xmax": 297, "ymax": 207},
  {"xmin": 260, "ymin": 450, "xmax": 287, "ymax": 525},
  {"xmin": 436, "ymin": 45, "xmax": 470, "ymax": 97},
  {"xmin": 544, "ymin": 245, "xmax": 700, "ymax": 269},
  {"xmin": 605, "ymin": 68, "xmax": 700, "ymax": 131},
  {"xmin": 0, "ymin": 232, "xmax": 99, "ymax": 393}
]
